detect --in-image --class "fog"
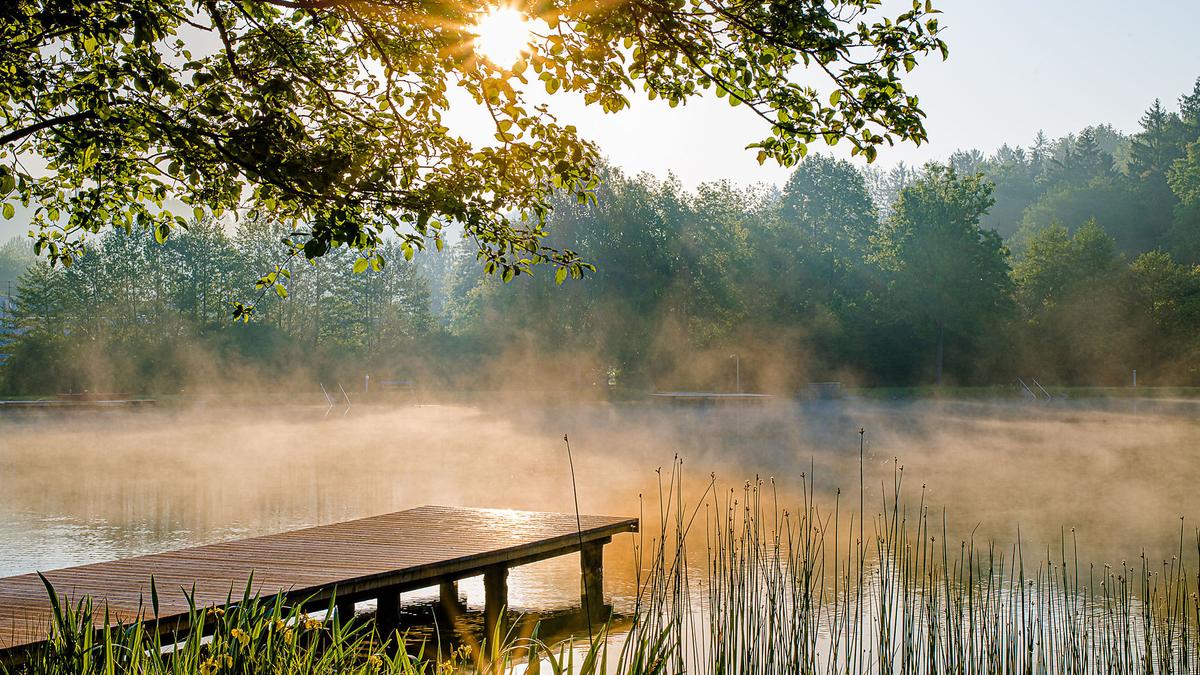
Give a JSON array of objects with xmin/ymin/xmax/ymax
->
[{"xmin": 2, "ymin": 396, "xmax": 1197, "ymax": 604}]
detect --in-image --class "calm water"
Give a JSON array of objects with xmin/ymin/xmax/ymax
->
[{"xmin": 1, "ymin": 396, "xmax": 1198, "ymax": 614}]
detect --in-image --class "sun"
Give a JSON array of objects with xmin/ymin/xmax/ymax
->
[{"xmin": 472, "ymin": 6, "xmax": 534, "ymax": 67}]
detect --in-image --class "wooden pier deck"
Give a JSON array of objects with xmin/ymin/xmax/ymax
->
[{"xmin": 0, "ymin": 505, "xmax": 638, "ymax": 660}]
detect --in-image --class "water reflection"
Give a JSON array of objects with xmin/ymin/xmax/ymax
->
[{"xmin": 0, "ymin": 397, "xmax": 1197, "ymax": 604}]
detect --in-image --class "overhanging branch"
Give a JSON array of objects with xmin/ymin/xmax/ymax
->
[{"xmin": 0, "ymin": 111, "xmax": 97, "ymax": 147}]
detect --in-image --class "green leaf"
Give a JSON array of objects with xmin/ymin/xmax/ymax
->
[
  {"xmin": 150, "ymin": 576, "xmax": 160, "ymax": 619},
  {"xmin": 274, "ymin": 283, "xmax": 288, "ymax": 299},
  {"xmin": 1, "ymin": 203, "xmax": 13, "ymax": 220},
  {"xmin": 353, "ymin": 257, "xmax": 369, "ymax": 274},
  {"xmin": 555, "ymin": 266, "xmax": 568, "ymax": 285}
]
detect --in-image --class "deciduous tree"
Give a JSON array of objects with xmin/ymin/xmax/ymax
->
[{"xmin": 0, "ymin": 0, "xmax": 946, "ymax": 316}]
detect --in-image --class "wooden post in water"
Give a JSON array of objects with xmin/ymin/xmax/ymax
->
[
  {"xmin": 580, "ymin": 540, "xmax": 605, "ymax": 620},
  {"xmin": 482, "ymin": 566, "xmax": 508, "ymax": 642},
  {"xmin": 439, "ymin": 580, "xmax": 464, "ymax": 615},
  {"xmin": 335, "ymin": 596, "xmax": 356, "ymax": 622},
  {"xmin": 376, "ymin": 588, "xmax": 400, "ymax": 631}
]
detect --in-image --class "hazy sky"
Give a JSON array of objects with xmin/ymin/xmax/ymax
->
[
  {"xmin": 546, "ymin": 0, "xmax": 1200, "ymax": 187},
  {"xmin": 2, "ymin": 0, "xmax": 1199, "ymax": 242}
]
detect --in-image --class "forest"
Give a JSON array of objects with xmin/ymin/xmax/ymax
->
[{"xmin": 2, "ymin": 78, "xmax": 1199, "ymax": 395}]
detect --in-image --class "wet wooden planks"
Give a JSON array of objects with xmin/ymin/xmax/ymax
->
[{"xmin": 0, "ymin": 505, "xmax": 638, "ymax": 657}]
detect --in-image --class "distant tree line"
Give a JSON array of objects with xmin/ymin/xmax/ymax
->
[
  {"xmin": 437, "ymin": 77, "xmax": 1200, "ymax": 390},
  {"xmin": 0, "ymin": 219, "xmax": 432, "ymax": 394},
  {"xmin": 2, "ymin": 78, "xmax": 1199, "ymax": 394}
]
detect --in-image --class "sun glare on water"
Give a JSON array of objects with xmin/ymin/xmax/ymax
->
[{"xmin": 472, "ymin": 6, "xmax": 534, "ymax": 67}]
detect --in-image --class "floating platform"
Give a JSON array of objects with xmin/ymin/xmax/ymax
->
[
  {"xmin": 0, "ymin": 398, "xmax": 157, "ymax": 410},
  {"xmin": 0, "ymin": 393, "xmax": 156, "ymax": 410},
  {"xmin": 649, "ymin": 391, "xmax": 774, "ymax": 404},
  {"xmin": 0, "ymin": 506, "xmax": 638, "ymax": 662}
]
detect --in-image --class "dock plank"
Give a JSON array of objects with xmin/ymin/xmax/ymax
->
[{"xmin": 0, "ymin": 506, "xmax": 637, "ymax": 655}]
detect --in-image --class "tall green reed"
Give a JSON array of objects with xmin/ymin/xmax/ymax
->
[{"xmin": 629, "ymin": 456, "xmax": 1199, "ymax": 675}]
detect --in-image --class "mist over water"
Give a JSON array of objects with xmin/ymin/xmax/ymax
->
[{"xmin": 1, "ymin": 396, "xmax": 1198, "ymax": 611}]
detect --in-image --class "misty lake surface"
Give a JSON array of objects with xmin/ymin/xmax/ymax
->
[{"xmin": 1, "ymin": 395, "xmax": 1198, "ymax": 614}]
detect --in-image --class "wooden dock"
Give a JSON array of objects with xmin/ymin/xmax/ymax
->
[
  {"xmin": 0, "ymin": 505, "xmax": 638, "ymax": 660},
  {"xmin": 649, "ymin": 391, "xmax": 774, "ymax": 404}
]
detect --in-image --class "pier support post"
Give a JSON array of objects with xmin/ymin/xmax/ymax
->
[
  {"xmin": 375, "ymin": 588, "xmax": 400, "ymax": 633},
  {"xmin": 580, "ymin": 540, "xmax": 606, "ymax": 621},
  {"xmin": 335, "ymin": 596, "xmax": 356, "ymax": 622},
  {"xmin": 482, "ymin": 566, "xmax": 508, "ymax": 643},
  {"xmin": 439, "ymin": 580, "xmax": 465, "ymax": 616}
]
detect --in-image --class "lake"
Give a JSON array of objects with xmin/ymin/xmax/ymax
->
[{"xmin": 1, "ymin": 395, "xmax": 1197, "ymax": 621}]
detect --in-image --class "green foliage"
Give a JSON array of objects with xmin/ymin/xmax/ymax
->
[
  {"xmin": 9, "ymin": 77, "xmax": 1200, "ymax": 390},
  {"xmin": 1128, "ymin": 250, "xmax": 1200, "ymax": 380},
  {"xmin": 1010, "ymin": 221, "xmax": 1138, "ymax": 383},
  {"xmin": 0, "ymin": 237, "xmax": 35, "ymax": 290},
  {"xmin": 10, "ymin": 579, "xmax": 637, "ymax": 675},
  {"xmin": 935, "ymin": 81, "xmax": 1200, "ymax": 255},
  {"xmin": 872, "ymin": 165, "xmax": 1012, "ymax": 383},
  {"xmin": 407, "ymin": 135, "xmax": 1200, "ymax": 390},
  {"xmin": 0, "ymin": 222, "xmax": 433, "ymax": 394},
  {"xmin": 0, "ymin": 0, "xmax": 946, "ymax": 307},
  {"xmin": 1165, "ymin": 139, "xmax": 1200, "ymax": 265},
  {"xmin": 1013, "ymin": 175, "xmax": 1170, "ymax": 255},
  {"xmin": 778, "ymin": 154, "xmax": 878, "ymax": 282},
  {"xmin": 1168, "ymin": 139, "xmax": 1200, "ymax": 205}
]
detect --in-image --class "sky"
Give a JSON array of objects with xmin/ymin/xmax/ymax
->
[
  {"xmin": 533, "ymin": 0, "xmax": 1200, "ymax": 188},
  {"xmin": 3, "ymin": 0, "xmax": 1200, "ymax": 241}
]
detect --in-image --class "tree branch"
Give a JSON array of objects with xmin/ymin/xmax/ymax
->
[
  {"xmin": 0, "ymin": 111, "xmax": 97, "ymax": 147},
  {"xmin": 256, "ymin": 0, "xmax": 342, "ymax": 9}
]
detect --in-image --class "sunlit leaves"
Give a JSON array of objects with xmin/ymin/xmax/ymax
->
[{"xmin": 1, "ymin": 0, "xmax": 943, "ymax": 316}]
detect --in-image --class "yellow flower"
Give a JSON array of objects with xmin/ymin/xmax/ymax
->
[
  {"xmin": 367, "ymin": 654, "xmax": 383, "ymax": 671},
  {"xmin": 283, "ymin": 628, "xmax": 295, "ymax": 645},
  {"xmin": 199, "ymin": 657, "xmax": 218, "ymax": 675},
  {"xmin": 211, "ymin": 607, "xmax": 226, "ymax": 617},
  {"xmin": 230, "ymin": 628, "xmax": 250, "ymax": 647}
]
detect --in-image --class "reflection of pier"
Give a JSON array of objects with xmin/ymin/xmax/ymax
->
[{"xmin": 0, "ymin": 506, "xmax": 637, "ymax": 662}]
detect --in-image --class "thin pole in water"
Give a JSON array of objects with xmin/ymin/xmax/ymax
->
[{"xmin": 564, "ymin": 434, "xmax": 594, "ymax": 640}]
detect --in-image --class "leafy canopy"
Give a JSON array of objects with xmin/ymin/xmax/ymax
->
[
  {"xmin": 0, "ymin": 0, "xmax": 945, "ymax": 316},
  {"xmin": 872, "ymin": 164, "xmax": 1010, "ymax": 381}
]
